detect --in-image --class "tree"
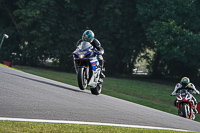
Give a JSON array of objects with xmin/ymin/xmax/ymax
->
[
  {"xmin": 11, "ymin": 0, "xmax": 147, "ymax": 75},
  {"xmin": 13, "ymin": 0, "xmax": 82, "ymax": 67},
  {"xmin": 96, "ymin": 0, "xmax": 147, "ymax": 74},
  {"xmin": 0, "ymin": 0, "xmax": 21, "ymax": 64},
  {"xmin": 137, "ymin": 0, "xmax": 200, "ymax": 79}
]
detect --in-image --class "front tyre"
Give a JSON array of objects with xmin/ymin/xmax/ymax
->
[
  {"xmin": 91, "ymin": 83, "xmax": 102, "ymax": 95},
  {"xmin": 181, "ymin": 104, "xmax": 189, "ymax": 119},
  {"xmin": 78, "ymin": 67, "xmax": 87, "ymax": 90}
]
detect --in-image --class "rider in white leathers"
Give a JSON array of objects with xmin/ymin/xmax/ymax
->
[{"xmin": 171, "ymin": 77, "xmax": 199, "ymax": 114}]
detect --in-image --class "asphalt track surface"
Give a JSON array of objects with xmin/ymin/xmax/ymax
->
[{"xmin": 0, "ymin": 66, "xmax": 200, "ymax": 132}]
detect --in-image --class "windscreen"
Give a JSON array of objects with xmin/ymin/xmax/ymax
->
[
  {"xmin": 180, "ymin": 89, "xmax": 188, "ymax": 96},
  {"xmin": 78, "ymin": 41, "xmax": 93, "ymax": 50}
]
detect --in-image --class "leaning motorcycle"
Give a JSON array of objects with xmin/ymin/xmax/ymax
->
[
  {"xmin": 175, "ymin": 89, "xmax": 196, "ymax": 120},
  {"xmin": 72, "ymin": 41, "xmax": 103, "ymax": 95}
]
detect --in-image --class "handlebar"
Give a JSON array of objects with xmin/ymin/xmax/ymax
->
[{"xmin": 170, "ymin": 92, "xmax": 199, "ymax": 97}]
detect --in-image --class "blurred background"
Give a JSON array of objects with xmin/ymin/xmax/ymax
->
[{"xmin": 1, "ymin": 0, "xmax": 200, "ymax": 84}]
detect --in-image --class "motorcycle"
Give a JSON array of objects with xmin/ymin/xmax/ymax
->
[
  {"xmin": 175, "ymin": 89, "xmax": 196, "ymax": 120},
  {"xmin": 72, "ymin": 41, "xmax": 103, "ymax": 95}
]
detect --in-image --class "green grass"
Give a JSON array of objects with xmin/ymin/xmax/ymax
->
[
  {"xmin": 1, "ymin": 64, "xmax": 200, "ymax": 132},
  {"xmin": 0, "ymin": 121, "xmax": 195, "ymax": 133}
]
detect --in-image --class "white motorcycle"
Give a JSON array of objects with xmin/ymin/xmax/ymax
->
[{"xmin": 72, "ymin": 41, "xmax": 103, "ymax": 95}]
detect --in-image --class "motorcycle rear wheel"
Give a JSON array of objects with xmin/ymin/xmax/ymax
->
[
  {"xmin": 78, "ymin": 67, "xmax": 87, "ymax": 90},
  {"xmin": 90, "ymin": 83, "xmax": 102, "ymax": 95}
]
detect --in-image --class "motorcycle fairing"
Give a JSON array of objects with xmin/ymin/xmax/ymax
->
[
  {"xmin": 177, "ymin": 92, "xmax": 194, "ymax": 109},
  {"xmin": 177, "ymin": 101, "xmax": 194, "ymax": 109},
  {"xmin": 73, "ymin": 48, "xmax": 93, "ymax": 61},
  {"xmin": 72, "ymin": 40, "xmax": 103, "ymax": 94},
  {"xmin": 73, "ymin": 41, "xmax": 94, "ymax": 61},
  {"xmin": 88, "ymin": 67, "xmax": 101, "ymax": 88},
  {"xmin": 90, "ymin": 60, "xmax": 99, "ymax": 71}
]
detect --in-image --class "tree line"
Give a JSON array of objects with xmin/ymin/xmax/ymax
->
[{"xmin": 1, "ymin": 0, "xmax": 200, "ymax": 82}]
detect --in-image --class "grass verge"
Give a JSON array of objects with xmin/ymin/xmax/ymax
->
[{"xmin": 0, "ymin": 121, "xmax": 194, "ymax": 133}]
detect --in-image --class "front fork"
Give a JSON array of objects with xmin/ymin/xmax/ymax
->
[
  {"xmin": 74, "ymin": 59, "xmax": 90, "ymax": 80},
  {"xmin": 85, "ymin": 67, "xmax": 89, "ymax": 80},
  {"xmin": 73, "ymin": 60, "xmax": 78, "ymax": 74}
]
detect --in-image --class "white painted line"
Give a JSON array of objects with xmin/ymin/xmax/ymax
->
[{"xmin": 0, "ymin": 117, "xmax": 190, "ymax": 132}]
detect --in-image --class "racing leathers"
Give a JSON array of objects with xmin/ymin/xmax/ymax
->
[
  {"xmin": 171, "ymin": 83, "xmax": 199, "ymax": 113},
  {"xmin": 76, "ymin": 38, "xmax": 105, "ymax": 78}
]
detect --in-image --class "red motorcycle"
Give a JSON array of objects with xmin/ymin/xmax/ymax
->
[{"xmin": 175, "ymin": 89, "xmax": 196, "ymax": 120}]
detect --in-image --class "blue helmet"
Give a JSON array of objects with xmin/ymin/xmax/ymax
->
[{"xmin": 82, "ymin": 30, "xmax": 94, "ymax": 43}]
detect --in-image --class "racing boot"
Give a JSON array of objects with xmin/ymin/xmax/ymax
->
[
  {"xmin": 193, "ymin": 105, "xmax": 198, "ymax": 114},
  {"xmin": 99, "ymin": 60, "xmax": 105, "ymax": 78},
  {"xmin": 100, "ymin": 72, "xmax": 105, "ymax": 78}
]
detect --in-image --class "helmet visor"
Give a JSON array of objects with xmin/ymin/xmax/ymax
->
[{"xmin": 83, "ymin": 36, "xmax": 90, "ymax": 42}]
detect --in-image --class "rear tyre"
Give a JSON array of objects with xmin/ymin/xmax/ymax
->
[
  {"xmin": 91, "ymin": 84, "xmax": 102, "ymax": 95},
  {"xmin": 78, "ymin": 67, "xmax": 87, "ymax": 90}
]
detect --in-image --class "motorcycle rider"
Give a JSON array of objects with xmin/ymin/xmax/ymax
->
[
  {"xmin": 171, "ymin": 77, "xmax": 199, "ymax": 114},
  {"xmin": 76, "ymin": 30, "xmax": 105, "ymax": 78}
]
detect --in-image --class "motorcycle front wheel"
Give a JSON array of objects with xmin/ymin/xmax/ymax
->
[
  {"xmin": 78, "ymin": 67, "xmax": 87, "ymax": 90},
  {"xmin": 181, "ymin": 104, "xmax": 189, "ymax": 119}
]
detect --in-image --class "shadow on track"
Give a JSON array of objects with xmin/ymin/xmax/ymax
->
[{"xmin": 4, "ymin": 72, "xmax": 91, "ymax": 94}]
